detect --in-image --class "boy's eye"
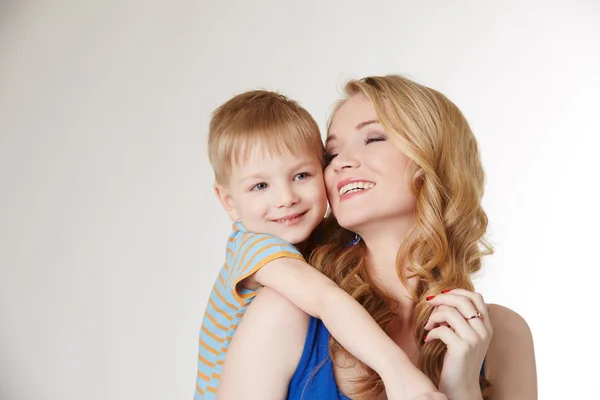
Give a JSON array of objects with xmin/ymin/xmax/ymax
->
[
  {"xmin": 294, "ymin": 172, "xmax": 310, "ymax": 181},
  {"xmin": 251, "ymin": 182, "xmax": 268, "ymax": 191}
]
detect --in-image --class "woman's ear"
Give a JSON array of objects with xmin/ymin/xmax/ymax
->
[{"xmin": 214, "ymin": 183, "xmax": 239, "ymax": 222}]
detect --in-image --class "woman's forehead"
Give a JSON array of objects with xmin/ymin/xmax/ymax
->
[{"xmin": 329, "ymin": 95, "xmax": 379, "ymax": 134}]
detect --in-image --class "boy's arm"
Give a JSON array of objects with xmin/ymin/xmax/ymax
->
[{"xmin": 253, "ymin": 258, "xmax": 443, "ymax": 400}]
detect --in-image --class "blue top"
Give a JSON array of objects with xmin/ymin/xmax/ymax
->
[
  {"xmin": 288, "ymin": 316, "xmax": 350, "ymax": 400},
  {"xmin": 288, "ymin": 317, "xmax": 485, "ymax": 399}
]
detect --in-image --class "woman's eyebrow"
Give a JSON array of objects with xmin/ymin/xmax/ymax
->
[
  {"xmin": 356, "ymin": 119, "xmax": 380, "ymax": 130},
  {"xmin": 325, "ymin": 134, "xmax": 337, "ymax": 146},
  {"xmin": 326, "ymin": 119, "xmax": 381, "ymax": 146}
]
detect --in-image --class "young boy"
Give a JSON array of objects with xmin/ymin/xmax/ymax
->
[{"xmin": 194, "ymin": 90, "xmax": 437, "ymax": 400}]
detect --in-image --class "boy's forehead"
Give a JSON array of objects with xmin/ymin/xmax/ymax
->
[
  {"xmin": 239, "ymin": 140, "xmax": 313, "ymax": 163},
  {"xmin": 243, "ymin": 142, "xmax": 285, "ymax": 163},
  {"xmin": 231, "ymin": 146, "xmax": 319, "ymax": 176}
]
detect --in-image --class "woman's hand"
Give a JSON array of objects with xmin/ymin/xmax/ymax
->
[{"xmin": 424, "ymin": 289, "xmax": 493, "ymax": 400}]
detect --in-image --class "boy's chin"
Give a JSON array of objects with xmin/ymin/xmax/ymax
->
[
  {"xmin": 281, "ymin": 233, "xmax": 309, "ymax": 246},
  {"xmin": 278, "ymin": 228, "xmax": 311, "ymax": 246}
]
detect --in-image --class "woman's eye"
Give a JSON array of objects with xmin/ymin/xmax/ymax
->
[
  {"xmin": 251, "ymin": 182, "xmax": 268, "ymax": 191},
  {"xmin": 294, "ymin": 172, "xmax": 309, "ymax": 181},
  {"xmin": 325, "ymin": 153, "xmax": 338, "ymax": 164},
  {"xmin": 365, "ymin": 136, "xmax": 386, "ymax": 145}
]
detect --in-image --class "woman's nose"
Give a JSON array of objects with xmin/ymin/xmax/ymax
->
[{"xmin": 330, "ymin": 151, "xmax": 360, "ymax": 172}]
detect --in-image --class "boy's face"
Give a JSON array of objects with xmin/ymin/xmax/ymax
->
[{"xmin": 215, "ymin": 147, "xmax": 327, "ymax": 245}]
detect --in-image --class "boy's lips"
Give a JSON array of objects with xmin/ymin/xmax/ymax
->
[{"xmin": 273, "ymin": 211, "xmax": 307, "ymax": 225}]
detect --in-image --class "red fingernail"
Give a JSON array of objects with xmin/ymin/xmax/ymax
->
[
  {"xmin": 426, "ymin": 295, "xmax": 435, "ymax": 301},
  {"xmin": 423, "ymin": 333, "xmax": 428, "ymax": 341},
  {"xmin": 442, "ymin": 289, "xmax": 452, "ymax": 294}
]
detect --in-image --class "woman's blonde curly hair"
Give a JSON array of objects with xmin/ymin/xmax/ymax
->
[{"xmin": 309, "ymin": 75, "xmax": 493, "ymax": 399}]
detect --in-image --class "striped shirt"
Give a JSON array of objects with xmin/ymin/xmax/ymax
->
[{"xmin": 194, "ymin": 222, "xmax": 304, "ymax": 399}]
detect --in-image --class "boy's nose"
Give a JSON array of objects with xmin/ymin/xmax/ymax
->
[{"xmin": 277, "ymin": 187, "xmax": 300, "ymax": 208}]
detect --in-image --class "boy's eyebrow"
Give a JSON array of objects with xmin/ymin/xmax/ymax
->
[
  {"xmin": 240, "ymin": 172, "xmax": 265, "ymax": 180},
  {"xmin": 283, "ymin": 158, "xmax": 319, "ymax": 172},
  {"xmin": 238, "ymin": 170, "xmax": 269, "ymax": 185},
  {"xmin": 238, "ymin": 158, "xmax": 318, "ymax": 183}
]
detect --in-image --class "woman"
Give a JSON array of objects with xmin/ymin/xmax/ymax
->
[{"xmin": 217, "ymin": 75, "xmax": 537, "ymax": 400}]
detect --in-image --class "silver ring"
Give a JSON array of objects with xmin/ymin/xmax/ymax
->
[{"xmin": 467, "ymin": 312, "xmax": 482, "ymax": 320}]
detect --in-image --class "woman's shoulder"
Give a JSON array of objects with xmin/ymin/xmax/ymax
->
[
  {"xmin": 217, "ymin": 286, "xmax": 310, "ymax": 398},
  {"xmin": 485, "ymin": 303, "xmax": 537, "ymax": 397},
  {"xmin": 242, "ymin": 292, "xmax": 344, "ymax": 399},
  {"xmin": 248, "ymin": 286, "xmax": 311, "ymax": 341},
  {"xmin": 487, "ymin": 303, "xmax": 532, "ymax": 340}
]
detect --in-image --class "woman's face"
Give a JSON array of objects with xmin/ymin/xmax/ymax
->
[{"xmin": 324, "ymin": 93, "xmax": 416, "ymax": 233}]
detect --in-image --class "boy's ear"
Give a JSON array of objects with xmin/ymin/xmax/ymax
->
[{"xmin": 214, "ymin": 183, "xmax": 239, "ymax": 222}]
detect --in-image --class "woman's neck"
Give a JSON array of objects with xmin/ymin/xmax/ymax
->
[
  {"xmin": 360, "ymin": 218, "xmax": 418, "ymax": 312},
  {"xmin": 360, "ymin": 221, "xmax": 422, "ymax": 360}
]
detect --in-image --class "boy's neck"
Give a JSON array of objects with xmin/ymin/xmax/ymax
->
[{"xmin": 293, "ymin": 239, "xmax": 311, "ymax": 259}]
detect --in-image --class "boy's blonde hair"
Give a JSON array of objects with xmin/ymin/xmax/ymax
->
[{"xmin": 208, "ymin": 90, "xmax": 325, "ymax": 186}]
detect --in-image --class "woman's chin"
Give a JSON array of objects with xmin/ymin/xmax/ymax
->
[{"xmin": 335, "ymin": 215, "xmax": 368, "ymax": 233}]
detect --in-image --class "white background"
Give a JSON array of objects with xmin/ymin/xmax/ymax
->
[{"xmin": 1, "ymin": 1, "xmax": 599, "ymax": 399}]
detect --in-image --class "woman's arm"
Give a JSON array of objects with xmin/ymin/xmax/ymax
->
[
  {"xmin": 217, "ymin": 286, "xmax": 309, "ymax": 400},
  {"xmin": 486, "ymin": 304, "xmax": 537, "ymax": 399}
]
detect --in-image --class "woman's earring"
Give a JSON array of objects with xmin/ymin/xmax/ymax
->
[{"xmin": 347, "ymin": 233, "xmax": 361, "ymax": 247}]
